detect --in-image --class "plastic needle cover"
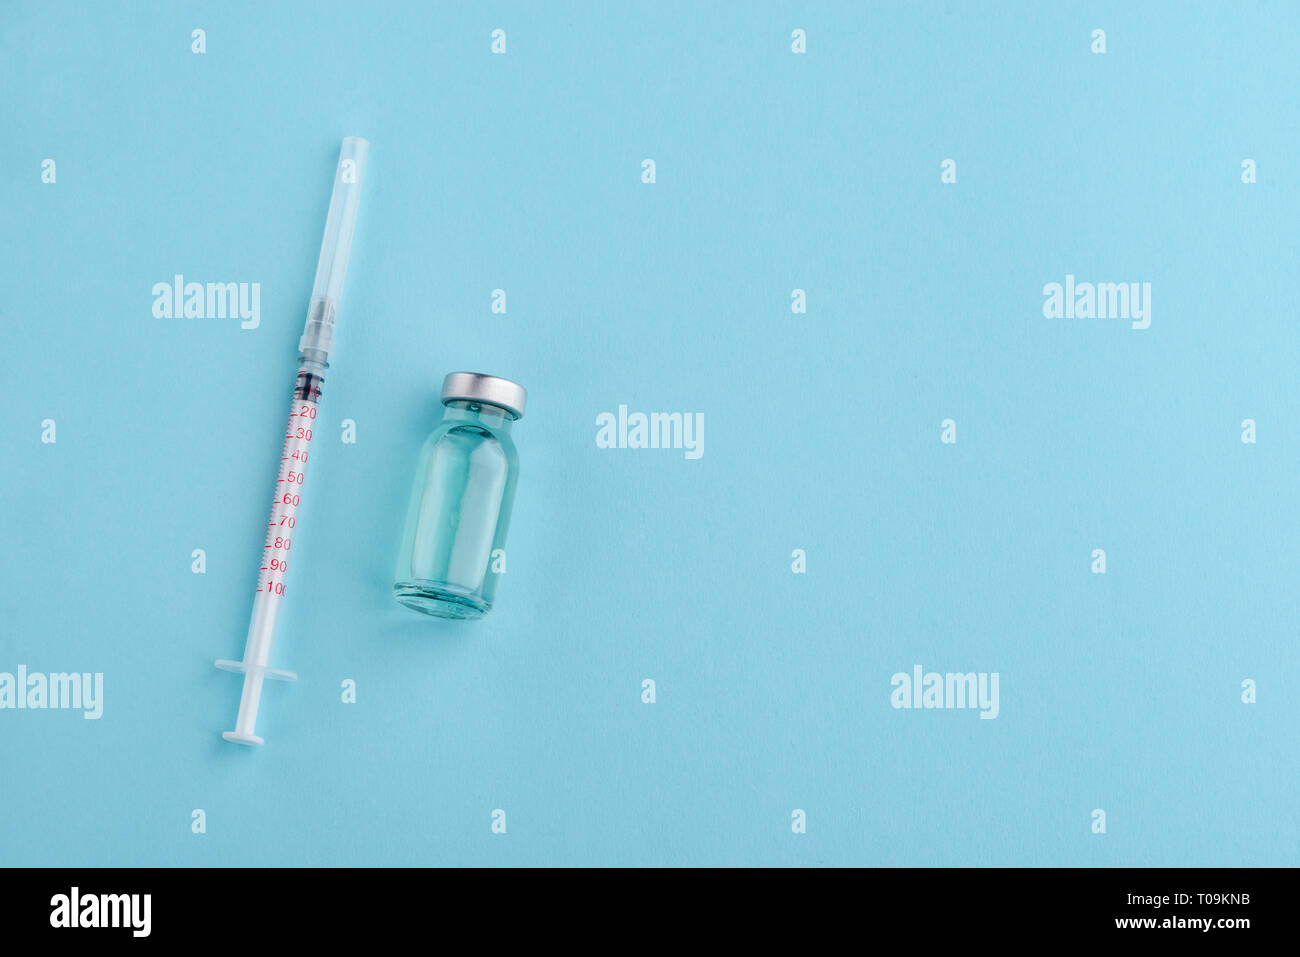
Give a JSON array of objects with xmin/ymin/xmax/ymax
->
[
  {"xmin": 216, "ymin": 137, "xmax": 369, "ymax": 746},
  {"xmin": 299, "ymin": 136, "xmax": 370, "ymax": 362}
]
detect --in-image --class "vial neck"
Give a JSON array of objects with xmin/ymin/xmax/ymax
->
[{"xmin": 443, "ymin": 399, "xmax": 516, "ymax": 431}]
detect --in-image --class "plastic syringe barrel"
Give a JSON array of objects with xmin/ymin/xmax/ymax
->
[
  {"xmin": 217, "ymin": 137, "xmax": 368, "ymax": 747},
  {"xmin": 298, "ymin": 136, "xmax": 370, "ymax": 362}
]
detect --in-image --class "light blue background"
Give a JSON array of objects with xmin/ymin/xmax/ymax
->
[{"xmin": 2, "ymin": 1, "xmax": 1297, "ymax": 866}]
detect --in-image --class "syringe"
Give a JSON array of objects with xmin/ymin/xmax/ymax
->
[{"xmin": 216, "ymin": 136, "xmax": 369, "ymax": 746}]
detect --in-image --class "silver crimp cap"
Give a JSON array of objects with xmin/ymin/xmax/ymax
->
[{"xmin": 441, "ymin": 372, "xmax": 527, "ymax": 420}]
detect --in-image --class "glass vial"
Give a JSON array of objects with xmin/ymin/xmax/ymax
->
[{"xmin": 394, "ymin": 373, "xmax": 526, "ymax": 619}]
